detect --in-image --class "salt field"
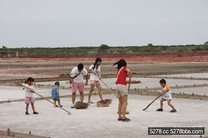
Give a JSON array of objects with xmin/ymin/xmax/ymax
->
[
  {"xmin": 1, "ymin": 0, "xmax": 208, "ymax": 136},
  {"xmin": 35, "ymin": 77, "xmax": 208, "ymax": 89},
  {"xmin": 171, "ymin": 87, "xmax": 208, "ymax": 95},
  {"xmin": 0, "ymin": 75, "xmax": 208, "ymax": 101},
  {"xmin": 158, "ymin": 73, "xmax": 208, "ymax": 79},
  {"xmin": 0, "ymin": 95, "xmax": 208, "ymax": 138},
  {"xmin": 1, "ymin": 61, "xmax": 208, "ymax": 138},
  {"xmin": 0, "ymin": 77, "xmax": 207, "ymax": 138},
  {"xmin": 0, "ymin": 95, "xmax": 207, "ymax": 138}
]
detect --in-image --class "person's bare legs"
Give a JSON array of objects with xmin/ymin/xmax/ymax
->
[
  {"xmin": 54, "ymin": 100, "xmax": 57, "ymax": 106},
  {"xmin": 88, "ymin": 84, "xmax": 95, "ymax": 103},
  {"xmin": 58, "ymin": 100, "xmax": 62, "ymax": 106},
  {"xmin": 72, "ymin": 93, "xmax": 76, "ymax": 104},
  {"xmin": 118, "ymin": 97, "xmax": 123, "ymax": 119},
  {"xmin": 96, "ymin": 84, "xmax": 103, "ymax": 101},
  {"xmin": 80, "ymin": 92, "xmax": 84, "ymax": 102},
  {"xmin": 121, "ymin": 95, "xmax": 128, "ymax": 119},
  {"xmin": 26, "ymin": 104, "xmax": 29, "ymax": 112},
  {"xmin": 168, "ymin": 100, "xmax": 176, "ymax": 110},
  {"xmin": 160, "ymin": 98, "xmax": 165, "ymax": 109},
  {"xmin": 31, "ymin": 103, "xmax": 36, "ymax": 112}
]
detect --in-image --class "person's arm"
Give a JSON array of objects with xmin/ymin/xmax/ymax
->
[
  {"xmin": 15, "ymin": 81, "xmax": 23, "ymax": 86},
  {"xmin": 69, "ymin": 75, "xmax": 74, "ymax": 84},
  {"xmin": 98, "ymin": 67, "xmax": 101, "ymax": 79},
  {"xmin": 126, "ymin": 68, "xmax": 131, "ymax": 90},
  {"xmin": 57, "ymin": 90, "xmax": 59, "ymax": 97},
  {"xmin": 15, "ymin": 81, "xmax": 35, "ymax": 93},
  {"xmin": 69, "ymin": 69, "xmax": 76, "ymax": 86},
  {"xmin": 88, "ymin": 69, "xmax": 96, "ymax": 74},
  {"xmin": 85, "ymin": 75, "xmax": 89, "ymax": 86},
  {"xmin": 126, "ymin": 80, "xmax": 141, "ymax": 84},
  {"xmin": 85, "ymin": 69, "xmax": 89, "ymax": 86},
  {"xmin": 98, "ymin": 72, "xmax": 101, "ymax": 80},
  {"xmin": 88, "ymin": 65, "xmax": 97, "ymax": 74}
]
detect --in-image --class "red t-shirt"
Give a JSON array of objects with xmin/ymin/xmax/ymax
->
[{"xmin": 116, "ymin": 66, "xmax": 128, "ymax": 85}]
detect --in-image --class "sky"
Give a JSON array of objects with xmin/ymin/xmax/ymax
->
[{"xmin": 0, "ymin": 0, "xmax": 208, "ymax": 48}]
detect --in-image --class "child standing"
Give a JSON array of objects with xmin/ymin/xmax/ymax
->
[
  {"xmin": 16, "ymin": 77, "xmax": 38, "ymax": 115},
  {"xmin": 156, "ymin": 79, "xmax": 177, "ymax": 113},
  {"xmin": 88, "ymin": 57, "xmax": 103, "ymax": 104},
  {"xmin": 52, "ymin": 81, "xmax": 62, "ymax": 107},
  {"xmin": 113, "ymin": 59, "xmax": 131, "ymax": 122}
]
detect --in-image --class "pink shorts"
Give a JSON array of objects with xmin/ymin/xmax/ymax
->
[
  {"xmin": 90, "ymin": 80, "xmax": 100, "ymax": 85},
  {"xmin": 25, "ymin": 97, "xmax": 35, "ymax": 104},
  {"xmin": 71, "ymin": 83, "xmax": 85, "ymax": 94}
]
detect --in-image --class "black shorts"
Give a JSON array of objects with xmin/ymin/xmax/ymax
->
[{"xmin": 53, "ymin": 97, "xmax": 60, "ymax": 101}]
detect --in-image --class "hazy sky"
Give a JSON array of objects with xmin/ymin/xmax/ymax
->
[{"xmin": 0, "ymin": 0, "xmax": 208, "ymax": 48}]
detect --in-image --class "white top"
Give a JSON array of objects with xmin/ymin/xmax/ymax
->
[
  {"xmin": 70, "ymin": 67, "xmax": 88, "ymax": 83},
  {"xmin": 89, "ymin": 64, "xmax": 100, "ymax": 81},
  {"xmin": 22, "ymin": 84, "xmax": 35, "ymax": 97},
  {"xmin": 162, "ymin": 84, "xmax": 172, "ymax": 100}
]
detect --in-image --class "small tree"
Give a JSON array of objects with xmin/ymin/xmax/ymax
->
[
  {"xmin": 204, "ymin": 41, "xmax": 208, "ymax": 45},
  {"xmin": 2, "ymin": 46, "xmax": 7, "ymax": 49},
  {"xmin": 99, "ymin": 44, "xmax": 109, "ymax": 50},
  {"xmin": 147, "ymin": 43, "xmax": 153, "ymax": 47}
]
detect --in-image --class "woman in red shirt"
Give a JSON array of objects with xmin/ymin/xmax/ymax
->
[{"xmin": 113, "ymin": 59, "xmax": 131, "ymax": 122}]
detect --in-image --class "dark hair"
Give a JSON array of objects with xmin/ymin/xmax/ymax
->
[
  {"xmin": 113, "ymin": 59, "xmax": 127, "ymax": 69},
  {"xmin": 160, "ymin": 79, "xmax": 166, "ymax": 84},
  {"xmin": 26, "ymin": 77, "xmax": 34, "ymax": 83},
  {"xmin": 55, "ymin": 81, "xmax": 60, "ymax": 86},
  {"xmin": 77, "ymin": 63, "xmax": 84, "ymax": 70},
  {"xmin": 92, "ymin": 57, "xmax": 102, "ymax": 70}
]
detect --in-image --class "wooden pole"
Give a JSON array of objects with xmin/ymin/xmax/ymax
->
[{"xmin": 15, "ymin": 81, "xmax": 70, "ymax": 115}]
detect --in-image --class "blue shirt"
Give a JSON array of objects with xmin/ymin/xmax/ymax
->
[{"xmin": 52, "ymin": 87, "xmax": 59, "ymax": 99}]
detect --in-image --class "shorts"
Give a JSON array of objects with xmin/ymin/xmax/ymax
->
[
  {"xmin": 90, "ymin": 80, "xmax": 100, "ymax": 85},
  {"xmin": 53, "ymin": 97, "xmax": 60, "ymax": 101},
  {"xmin": 116, "ymin": 84, "xmax": 128, "ymax": 97},
  {"xmin": 71, "ymin": 82, "xmax": 85, "ymax": 94},
  {"xmin": 162, "ymin": 93, "xmax": 172, "ymax": 101},
  {"xmin": 25, "ymin": 97, "xmax": 35, "ymax": 104}
]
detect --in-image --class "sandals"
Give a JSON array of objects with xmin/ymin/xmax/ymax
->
[
  {"xmin": 170, "ymin": 109, "xmax": 177, "ymax": 113},
  {"xmin": 156, "ymin": 108, "xmax": 177, "ymax": 112},
  {"xmin": 118, "ymin": 118, "xmax": 123, "ymax": 121},
  {"xmin": 118, "ymin": 117, "xmax": 131, "ymax": 122},
  {"xmin": 25, "ymin": 111, "xmax": 38, "ymax": 115},
  {"xmin": 156, "ymin": 108, "xmax": 163, "ymax": 111},
  {"xmin": 54, "ymin": 105, "xmax": 63, "ymax": 107},
  {"xmin": 33, "ymin": 111, "xmax": 39, "ymax": 114}
]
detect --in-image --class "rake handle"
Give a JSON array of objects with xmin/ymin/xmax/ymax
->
[
  {"xmin": 143, "ymin": 93, "xmax": 163, "ymax": 111},
  {"xmin": 16, "ymin": 81, "xmax": 70, "ymax": 114}
]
